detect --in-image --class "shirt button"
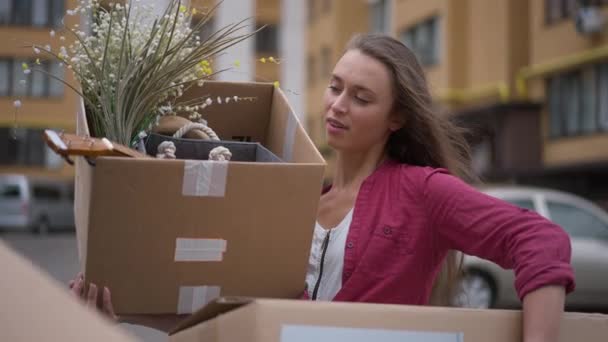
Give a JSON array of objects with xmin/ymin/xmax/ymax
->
[
  {"xmin": 383, "ymin": 227, "xmax": 392, "ymax": 235},
  {"xmin": 346, "ymin": 241, "xmax": 354, "ymax": 249}
]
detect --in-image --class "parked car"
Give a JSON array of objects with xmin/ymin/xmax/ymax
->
[
  {"xmin": 0, "ymin": 174, "xmax": 75, "ymax": 233},
  {"xmin": 453, "ymin": 186, "xmax": 608, "ymax": 310}
]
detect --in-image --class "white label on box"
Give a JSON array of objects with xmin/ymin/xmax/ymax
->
[
  {"xmin": 177, "ymin": 286, "xmax": 221, "ymax": 314},
  {"xmin": 182, "ymin": 160, "xmax": 228, "ymax": 197},
  {"xmin": 174, "ymin": 238, "xmax": 227, "ymax": 262},
  {"xmin": 280, "ymin": 325, "xmax": 463, "ymax": 342},
  {"xmin": 282, "ymin": 113, "xmax": 297, "ymax": 162}
]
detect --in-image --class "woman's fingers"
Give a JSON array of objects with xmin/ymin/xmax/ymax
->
[
  {"xmin": 68, "ymin": 272, "xmax": 83, "ymax": 290},
  {"xmin": 87, "ymin": 283, "xmax": 98, "ymax": 308},
  {"xmin": 102, "ymin": 287, "xmax": 118, "ymax": 320},
  {"xmin": 70, "ymin": 276, "xmax": 84, "ymax": 297}
]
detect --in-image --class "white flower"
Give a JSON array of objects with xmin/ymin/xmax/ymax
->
[
  {"xmin": 225, "ymin": 97, "xmax": 231, "ymax": 103},
  {"xmin": 233, "ymin": 96, "xmax": 238, "ymax": 102},
  {"xmin": 206, "ymin": 98, "xmax": 212, "ymax": 105},
  {"xmin": 60, "ymin": 36, "xmax": 66, "ymax": 41},
  {"xmin": 50, "ymin": 30, "xmax": 56, "ymax": 37},
  {"xmin": 33, "ymin": 47, "xmax": 40, "ymax": 54},
  {"xmin": 23, "ymin": 69, "xmax": 31, "ymax": 75},
  {"xmin": 45, "ymin": 44, "xmax": 51, "ymax": 51},
  {"xmin": 13, "ymin": 100, "xmax": 21, "ymax": 108},
  {"xmin": 217, "ymin": 96, "xmax": 222, "ymax": 104},
  {"xmin": 67, "ymin": 9, "xmax": 76, "ymax": 16}
]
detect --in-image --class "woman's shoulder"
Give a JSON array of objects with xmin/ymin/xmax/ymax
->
[{"xmin": 390, "ymin": 161, "xmax": 451, "ymax": 180}]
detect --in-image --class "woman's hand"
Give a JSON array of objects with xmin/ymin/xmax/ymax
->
[
  {"xmin": 67, "ymin": 272, "xmax": 184, "ymax": 333},
  {"xmin": 68, "ymin": 272, "xmax": 118, "ymax": 322}
]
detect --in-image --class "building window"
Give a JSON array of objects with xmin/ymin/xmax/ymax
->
[
  {"xmin": 370, "ymin": 0, "xmax": 388, "ymax": 33},
  {"xmin": 547, "ymin": 63, "xmax": 608, "ymax": 138},
  {"xmin": 0, "ymin": 59, "xmax": 64, "ymax": 98},
  {"xmin": 320, "ymin": 46, "xmax": 332, "ymax": 78},
  {"xmin": 0, "ymin": 1, "xmax": 13, "ymax": 24},
  {"xmin": 0, "ymin": 0, "xmax": 63, "ymax": 27},
  {"xmin": 545, "ymin": 0, "xmax": 608, "ymax": 25},
  {"xmin": 0, "ymin": 127, "xmax": 52, "ymax": 167},
  {"xmin": 255, "ymin": 23, "xmax": 278, "ymax": 54},
  {"xmin": 50, "ymin": 0, "xmax": 64, "ymax": 27},
  {"xmin": 191, "ymin": 15, "xmax": 215, "ymax": 42},
  {"xmin": 400, "ymin": 16, "xmax": 441, "ymax": 67}
]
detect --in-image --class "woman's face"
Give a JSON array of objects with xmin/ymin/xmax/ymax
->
[{"xmin": 323, "ymin": 49, "xmax": 402, "ymax": 153}]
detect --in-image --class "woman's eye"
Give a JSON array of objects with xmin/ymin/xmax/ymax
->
[
  {"xmin": 328, "ymin": 85, "xmax": 341, "ymax": 93},
  {"xmin": 355, "ymin": 96, "xmax": 369, "ymax": 104}
]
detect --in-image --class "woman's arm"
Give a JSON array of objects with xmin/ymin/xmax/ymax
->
[
  {"xmin": 421, "ymin": 168, "xmax": 575, "ymax": 299},
  {"xmin": 522, "ymin": 286, "xmax": 566, "ymax": 342}
]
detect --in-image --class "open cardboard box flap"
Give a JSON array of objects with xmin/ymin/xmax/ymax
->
[{"xmin": 169, "ymin": 296, "xmax": 256, "ymax": 335}]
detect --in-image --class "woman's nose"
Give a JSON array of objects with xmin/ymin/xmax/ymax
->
[{"xmin": 330, "ymin": 93, "xmax": 347, "ymax": 114}]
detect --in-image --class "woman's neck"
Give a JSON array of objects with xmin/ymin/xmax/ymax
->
[{"xmin": 332, "ymin": 147, "xmax": 386, "ymax": 191}]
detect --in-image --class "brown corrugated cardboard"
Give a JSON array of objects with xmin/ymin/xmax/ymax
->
[
  {"xmin": 0, "ymin": 241, "xmax": 139, "ymax": 342},
  {"xmin": 74, "ymin": 81, "xmax": 326, "ymax": 315},
  {"xmin": 169, "ymin": 298, "xmax": 608, "ymax": 342}
]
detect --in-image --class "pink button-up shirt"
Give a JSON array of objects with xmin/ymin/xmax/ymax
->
[{"xmin": 303, "ymin": 159, "xmax": 575, "ymax": 304}]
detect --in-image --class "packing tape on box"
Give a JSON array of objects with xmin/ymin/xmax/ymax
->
[
  {"xmin": 282, "ymin": 113, "xmax": 297, "ymax": 162},
  {"xmin": 182, "ymin": 160, "xmax": 228, "ymax": 197},
  {"xmin": 177, "ymin": 286, "xmax": 221, "ymax": 314},
  {"xmin": 174, "ymin": 238, "xmax": 227, "ymax": 262}
]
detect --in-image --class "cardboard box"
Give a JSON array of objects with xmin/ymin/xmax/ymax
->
[
  {"xmin": 0, "ymin": 241, "xmax": 139, "ymax": 342},
  {"xmin": 74, "ymin": 81, "xmax": 326, "ymax": 315},
  {"xmin": 168, "ymin": 298, "xmax": 608, "ymax": 342}
]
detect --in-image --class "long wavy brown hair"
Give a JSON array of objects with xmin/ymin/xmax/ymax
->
[{"xmin": 346, "ymin": 33, "xmax": 478, "ymax": 305}]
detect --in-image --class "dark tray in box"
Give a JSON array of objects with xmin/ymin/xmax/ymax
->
[{"xmin": 144, "ymin": 133, "xmax": 283, "ymax": 162}]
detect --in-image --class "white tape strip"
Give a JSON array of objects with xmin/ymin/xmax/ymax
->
[
  {"xmin": 282, "ymin": 113, "xmax": 297, "ymax": 162},
  {"xmin": 177, "ymin": 286, "xmax": 221, "ymax": 314},
  {"xmin": 174, "ymin": 238, "xmax": 227, "ymax": 262},
  {"xmin": 182, "ymin": 160, "xmax": 228, "ymax": 197}
]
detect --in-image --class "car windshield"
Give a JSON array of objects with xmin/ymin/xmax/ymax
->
[
  {"xmin": 1, "ymin": 184, "xmax": 21, "ymax": 199},
  {"xmin": 547, "ymin": 200, "xmax": 608, "ymax": 240},
  {"xmin": 505, "ymin": 198, "xmax": 536, "ymax": 211}
]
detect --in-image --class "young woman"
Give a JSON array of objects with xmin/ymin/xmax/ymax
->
[{"xmin": 70, "ymin": 34, "xmax": 575, "ymax": 340}]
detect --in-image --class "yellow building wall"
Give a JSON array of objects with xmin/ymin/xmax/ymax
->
[
  {"xmin": 392, "ymin": 0, "xmax": 530, "ymax": 107},
  {"xmin": 393, "ymin": 0, "xmax": 450, "ymax": 91},
  {"xmin": 467, "ymin": 0, "xmax": 510, "ymax": 87},
  {"xmin": 0, "ymin": 0, "xmax": 80, "ymax": 179},
  {"xmin": 530, "ymin": 1, "xmax": 608, "ymax": 64},
  {"xmin": 528, "ymin": 1, "xmax": 608, "ymax": 167}
]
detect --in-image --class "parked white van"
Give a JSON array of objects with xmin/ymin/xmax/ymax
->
[{"xmin": 0, "ymin": 174, "xmax": 75, "ymax": 233}]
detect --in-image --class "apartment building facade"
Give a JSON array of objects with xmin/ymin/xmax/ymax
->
[
  {"xmin": 0, "ymin": 0, "xmax": 79, "ymax": 179},
  {"xmin": 305, "ymin": 0, "xmax": 608, "ymax": 205}
]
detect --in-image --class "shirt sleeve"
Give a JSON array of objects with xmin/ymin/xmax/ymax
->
[{"xmin": 421, "ymin": 168, "xmax": 575, "ymax": 300}]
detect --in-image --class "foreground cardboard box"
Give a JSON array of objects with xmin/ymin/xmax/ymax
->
[
  {"xmin": 0, "ymin": 241, "xmax": 139, "ymax": 342},
  {"xmin": 169, "ymin": 298, "xmax": 608, "ymax": 342},
  {"xmin": 74, "ymin": 81, "xmax": 325, "ymax": 315}
]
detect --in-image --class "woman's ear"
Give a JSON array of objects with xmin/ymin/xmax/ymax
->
[{"xmin": 389, "ymin": 114, "xmax": 405, "ymax": 132}]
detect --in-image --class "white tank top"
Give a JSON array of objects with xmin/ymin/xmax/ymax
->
[{"xmin": 305, "ymin": 208, "xmax": 354, "ymax": 301}]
